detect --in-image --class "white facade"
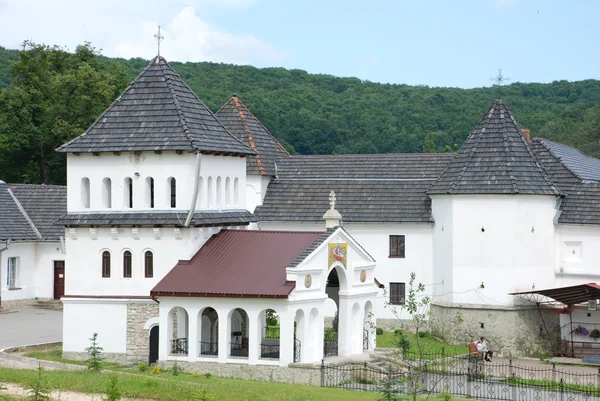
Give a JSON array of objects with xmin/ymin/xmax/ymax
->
[{"xmin": 246, "ymin": 175, "xmax": 272, "ymax": 213}]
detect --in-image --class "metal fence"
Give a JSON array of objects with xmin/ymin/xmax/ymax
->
[
  {"xmin": 199, "ymin": 341, "xmax": 218, "ymax": 356},
  {"xmin": 321, "ymin": 354, "xmax": 600, "ymax": 400},
  {"xmin": 170, "ymin": 338, "xmax": 188, "ymax": 355}
]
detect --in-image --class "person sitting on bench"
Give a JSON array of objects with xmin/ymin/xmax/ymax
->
[{"xmin": 477, "ymin": 337, "xmax": 493, "ymax": 361}]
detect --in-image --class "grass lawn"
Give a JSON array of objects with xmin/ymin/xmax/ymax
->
[{"xmin": 376, "ymin": 330, "xmax": 468, "ymax": 357}]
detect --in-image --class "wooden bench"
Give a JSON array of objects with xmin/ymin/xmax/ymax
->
[{"xmin": 469, "ymin": 342, "xmax": 483, "ymax": 357}]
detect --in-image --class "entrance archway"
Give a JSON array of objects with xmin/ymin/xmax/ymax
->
[
  {"xmin": 149, "ymin": 325, "xmax": 159, "ymax": 364},
  {"xmin": 199, "ymin": 307, "xmax": 219, "ymax": 356},
  {"xmin": 324, "ymin": 268, "xmax": 341, "ymax": 357}
]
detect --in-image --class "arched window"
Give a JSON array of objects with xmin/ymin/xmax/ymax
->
[
  {"xmin": 102, "ymin": 178, "xmax": 112, "ymax": 208},
  {"xmin": 81, "ymin": 177, "xmax": 90, "ymax": 209},
  {"xmin": 146, "ymin": 177, "xmax": 154, "ymax": 208},
  {"xmin": 169, "ymin": 178, "xmax": 176, "ymax": 208},
  {"xmin": 123, "ymin": 251, "xmax": 132, "ymax": 278},
  {"xmin": 216, "ymin": 176, "xmax": 222, "ymax": 207},
  {"xmin": 102, "ymin": 251, "xmax": 111, "ymax": 278},
  {"xmin": 234, "ymin": 177, "xmax": 240, "ymax": 207},
  {"xmin": 145, "ymin": 251, "xmax": 154, "ymax": 278},
  {"xmin": 207, "ymin": 177, "xmax": 213, "ymax": 208},
  {"xmin": 124, "ymin": 177, "xmax": 133, "ymax": 209},
  {"xmin": 225, "ymin": 177, "xmax": 231, "ymax": 206}
]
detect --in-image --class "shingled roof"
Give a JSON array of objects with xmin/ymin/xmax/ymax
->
[
  {"xmin": 531, "ymin": 139, "xmax": 600, "ymax": 225},
  {"xmin": 254, "ymin": 153, "xmax": 454, "ymax": 223},
  {"xmin": 151, "ymin": 229, "xmax": 330, "ymax": 298},
  {"xmin": 57, "ymin": 57, "xmax": 254, "ymax": 156},
  {"xmin": 0, "ymin": 183, "xmax": 66, "ymax": 241},
  {"xmin": 215, "ymin": 96, "xmax": 289, "ymax": 176},
  {"xmin": 428, "ymin": 100, "xmax": 559, "ymax": 196}
]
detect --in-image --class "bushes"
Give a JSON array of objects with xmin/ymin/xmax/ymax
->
[
  {"xmin": 138, "ymin": 363, "xmax": 148, "ymax": 372},
  {"xmin": 376, "ymin": 327, "xmax": 384, "ymax": 335}
]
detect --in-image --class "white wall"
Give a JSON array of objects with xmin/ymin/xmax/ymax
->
[
  {"xmin": 62, "ymin": 299, "xmax": 128, "ymax": 353},
  {"xmin": 0, "ymin": 241, "xmax": 63, "ymax": 302},
  {"xmin": 64, "ymin": 226, "xmax": 231, "ymax": 297},
  {"xmin": 246, "ymin": 175, "xmax": 272, "ymax": 213},
  {"xmin": 431, "ymin": 194, "xmax": 559, "ymax": 308},
  {"xmin": 66, "ymin": 152, "xmax": 246, "ymax": 212},
  {"xmin": 555, "ymin": 225, "xmax": 600, "ymax": 283}
]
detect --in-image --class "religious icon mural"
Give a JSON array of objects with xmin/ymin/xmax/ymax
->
[{"xmin": 328, "ymin": 243, "xmax": 348, "ymax": 268}]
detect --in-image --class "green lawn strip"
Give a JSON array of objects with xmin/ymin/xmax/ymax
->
[
  {"xmin": 376, "ymin": 331, "xmax": 468, "ymax": 357},
  {"xmin": 0, "ymin": 395, "xmax": 22, "ymax": 401},
  {"xmin": 22, "ymin": 349, "xmax": 119, "ymax": 367},
  {"xmin": 0, "ymin": 367, "xmax": 380, "ymax": 401},
  {"xmin": 503, "ymin": 376, "xmax": 600, "ymax": 395}
]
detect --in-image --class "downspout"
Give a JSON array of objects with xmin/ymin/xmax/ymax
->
[
  {"xmin": 184, "ymin": 152, "xmax": 202, "ymax": 227},
  {"xmin": 0, "ymin": 240, "xmax": 11, "ymax": 307}
]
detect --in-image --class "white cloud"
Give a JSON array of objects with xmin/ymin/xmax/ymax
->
[
  {"xmin": 113, "ymin": 6, "xmax": 285, "ymax": 64},
  {"xmin": 494, "ymin": 0, "xmax": 517, "ymax": 8}
]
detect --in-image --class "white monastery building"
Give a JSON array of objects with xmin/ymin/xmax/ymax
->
[{"xmin": 2, "ymin": 56, "xmax": 599, "ymax": 366}]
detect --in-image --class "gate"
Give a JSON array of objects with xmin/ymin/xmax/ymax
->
[{"xmin": 324, "ymin": 329, "xmax": 338, "ymax": 357}]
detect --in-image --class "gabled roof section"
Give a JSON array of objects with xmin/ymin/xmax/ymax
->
[
  {"xmin": 151, "ymin": 229, "xmax": 327, "ymax": 298},
  {"xmin": 535, "ymin": 139, "xmax": 600, "ymax": 182},
  {"xmin": 428, "ymin": 100, "xmax": 559, "ymax": 196},
  {"xmin": 0, "ymin": 183, "xmax": 66, "ymax": 241},
  {"xmin": 57, "ymin": 57, "xmax": 254, "ymax": 156},
  {"xmin": 216, "ymin": 96, "xmax": 290, "ymax": 176},
  {"xmin": 254, "ymin": 153, "xmax": 454, "ymax": 223}
]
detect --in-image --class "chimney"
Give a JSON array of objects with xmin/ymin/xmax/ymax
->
[
  {"xmin": 521, "ymin": 128, "xmax": 531, "ymax": 142},
  {"xmin": 323, "ymin": 191, "xmax": 342, "ymax": 229}
]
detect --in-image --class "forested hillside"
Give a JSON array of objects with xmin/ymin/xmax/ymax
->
[{"xmin": 0, "ymin": 44, "xmax": 598, "ymax": 185}]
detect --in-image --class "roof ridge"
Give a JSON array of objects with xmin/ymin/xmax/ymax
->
[
  {"xmin": 159, "ymin": 59, "xmax": 197, "ymax": 150},
  {"xmin": 7, "ymin": 187, "xmax": 43, "ymax": 240},
  {"xmin": 500, "ymin": 108, "xmax": 520, "ymax": 194},
  {"xmin": 232, "ymin": 97, "xmax": 265, "ymax": 175}
]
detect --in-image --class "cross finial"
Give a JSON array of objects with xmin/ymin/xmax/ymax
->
[
  {"xmin": 154, "ymin": 25, "xmax": 164, "ymax": 57},
  {"xmin": 490, "ymin": 68, "xmax": 511, "ymax": 98},
  {"xmin": 329, "ymin": 191, "xmax": 336, "ymax": 210}
]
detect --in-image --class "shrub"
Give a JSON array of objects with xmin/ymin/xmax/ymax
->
[
  {"xmin": 394, "ymin": 331, "xmax": 410, "ymax": 352},
  {"xmin": 151, "ymin": 365, "xmax": 161, "ymax": 374},
  {"xmin": 84, "ymin": 333, "xmax": 104, "ymax": 372},
  {"xmin": 591, "ymin": 329, "xmax": 600, "ymax": 340},
  {"xmin": 376, "ymin": 327, "xmax": 384, "ymax": 335},
  {"xmin": 394, "ymin": 329, "xmax": 403, "ymax": 336},
  {"xmin": 418, "ymin": 330, "xmax": 432, "ymax": 339},
  {"xmin": 138, "ymin": 363, "xmax": 148, "ymax": 372},
  {"xmin": 26, "ymin": 364, "xmax": 52, "ymax": 401},
  {"xmin": 105, "ymin": 375, "xmax": 121, "ymax": 401},
  {"xmin": 204, "ymin": 372, "xmax": 213, "ymax": 379},
  {"xmin": 171, "ymin": 362, "xmax": 181, "ymax": 376}
]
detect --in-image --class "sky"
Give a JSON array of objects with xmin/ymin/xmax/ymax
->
[{"xmin": 0, "ymin": 0, "xmax": 598, "ymax": 88}]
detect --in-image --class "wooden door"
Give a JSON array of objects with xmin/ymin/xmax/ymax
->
[
  {"xmin": 53, "ymin": 261, "xmax": 65, "ymax": 300},
  {"xmin": 149, "ymin": 326, "xmax": 159, "ymax": 365}
]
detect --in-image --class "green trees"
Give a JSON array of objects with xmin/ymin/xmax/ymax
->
[{"xmin": 0, "ymin": 42, "xmax": 128, "ymax": 184}]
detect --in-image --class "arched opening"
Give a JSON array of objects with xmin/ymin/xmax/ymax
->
[
  {"xmin": 229, "ymin": 308, "xmax": 248, "ymax": 357},
  {"xmin": 144, "ymin": 251, "xmax": 153, "ymax": 278},
  {"xmin": 225, "ymin": 177, "xmax": 231, "ymax": 206},
  {"xmin": 259, "ymin": 308, "xmax": 280, "ymax": 360},
  {"xmin": 363, "ymin": 301, "xmax": 374, "ymax": 351},
  {"xmin": 168, "ymin": 177, "xmax": 176, "ymax": 208},
  {"xmin": 123, "ymin": 177, "xmax": 133, "ymax": 208},
  {"xmin": 145, "ymin": 177, "xmax": 154, "ymax": 208},
  {"xmin": 233, "ymin": 177, "xmax": 239, "ymax": 207},
  {"xmin": 168, "ymin": 307, "xmax": 189, "ymax": 355},
  {"xmin": 101, "ymin": 251, "xmax": 111, "ymax": 278},
  {"xmin": 216, "ymin": 176, "xmax": 222, "ymax": 207},
  {"xmin": 102, "ymin": 177, "xmax": 112, "ymax": 208},
  {"xmin": 81, "ymin": 177, "xmax": 90, "ymax": 209},
  {"xmin": 123, "ymin": 250, "xmax": 132, "ymax": 278},
  {"xmin": 293, "ymin": 309, "xmax": 305, "ymax": 363},
  {"xmin": 207, "ymin": 176, "xmax": 213, "ymax": 208},
  {"xmin": 324, "ymin": 268, "xmax": 342, "ymax": 357},
  {"xmin": 198, "ymin": 307, "xmax": 219, "ymax": 357},
  {"xmin": 149, "ymin": 325, "xmax": 159, "ymax": 364}
]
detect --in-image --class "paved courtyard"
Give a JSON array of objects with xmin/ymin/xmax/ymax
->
[{"xmin": 0, "ymin": 307, "xmax": 62, "ymax": 350}]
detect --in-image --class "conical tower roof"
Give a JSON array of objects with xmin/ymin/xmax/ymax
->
[
  {"xmin": 428, "ymin": 100, "xmax": 559, "ymax": 195},
  {"xmin": 216, "ymin": 96, "xmax": 290, "ymax": 176},
  {"xmin": 57, "ymin": 57, "xmax": 253, "ymax": 156}
]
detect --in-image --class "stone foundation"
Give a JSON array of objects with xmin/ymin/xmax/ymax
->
[
  {"xmin": 160, "ymin": 361, "xmax": 321, "ymax": 385},
  {"xmin": 0, "ymin": 298, "xmax": 41, "ymax": 310},
  {"xmin": 126, "ymin": 302, "xmax": 159, "ymax": 363},
  {"xmin": 62, "ymin": 351, "xmax": 130, "ymax": 365},
  {"xmin": 430, "ymin": 304, "xmax": 559, "ymax": 357},
  {"xmin": 374, "ymin": 318, "xmax": 411, "ymax": 333}
]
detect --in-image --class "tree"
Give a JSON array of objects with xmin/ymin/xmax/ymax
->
[
  {"xmin": 85, "ymin": 332, "xmax": 105, "ymax": 372},
  {"xmin": 104, "ymin": 375, "xmax": 121, "ymax": 401},
  {"xmin": 422, "ymin": 133, "xmax": 436, "ymax": 153},
  {"xmin": 382, "ymin": 272, "xmax": 465, "ymax": 401},
  {"xmin": 0, "ymin": 41, "xmax": 128, "ymax": 184},
  {"xmin": 26, "ymin": 364, "xmax": 52, "ymax": 401}
]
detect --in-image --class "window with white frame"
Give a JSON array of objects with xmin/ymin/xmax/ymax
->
[{"xmin": 7, "ymin": 257, "xmax": 18, "ymax": 288}]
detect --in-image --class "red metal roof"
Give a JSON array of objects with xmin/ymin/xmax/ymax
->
[
  {"xmin": 151, "ymin": 229, "xmax": 325, "ymax": 298},
  {"xmin": 510, "ymin": 283, "xmax": 600, "ymax": 306}
]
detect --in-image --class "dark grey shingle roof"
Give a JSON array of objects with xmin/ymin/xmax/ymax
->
[
  {"xmin": 289, "ymin": 228, "xmax": 336, "ymax": 267},
  {"xmin": 0, "ymin": 183, "xmax": 66, "ymax": 241},
  {"xmin": 535, "ymin": 139, "xmax": 600, "ymax": 182},
  {"xmin": 59, "ymin": 210, "xmax": 255, "ymax": 227},
  {"xmin": 531, "ymin": 139, "xmax": 600, "ymax": 225},
  {"xmin": 57, "ymin": 57, "xmax": 254, "ymax": 156},
  {"xmin": 254, "ymin": 154, "xmax": 454, "ymax": 223},
  {"xmin": 216, "ymin": 96, "xmax": 289, "ymax": 176},
  {"xmin": 428, "ymin": 100, "xmax": 559, "ymax": 196}
]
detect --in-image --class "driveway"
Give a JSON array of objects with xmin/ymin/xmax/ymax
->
[{"xmin": 0, "ymin": 308, "xmax": 62, "ymax": 350}]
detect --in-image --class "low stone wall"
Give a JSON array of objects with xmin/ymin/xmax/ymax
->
[
  {"xmin": 62, "ymin": 351, "xmax": 130, "ymax": 365},
  {"xmin": 374, "ymin": 318, "xmax": 411, "ymax": 333},
  {"xmin": 1, "ymin": 298, "xmax": 39, "ymax": 310},
  {"xmin": 126, "ymin": 302, "xmax": 159, "ymax": 363},
  {"xmin": 159, "ymin": 361, "xmax": 321, "ymax": 385},
  {"xmin": 430, "ymin": 304, "xmax": 559, "ymax": 357}
]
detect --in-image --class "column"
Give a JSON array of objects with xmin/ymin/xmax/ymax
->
[
  {"xmin": 187, "ymin": 308, "xmax": 198, "ymax": 361},
  {"xmin": 279, "ymin": 310, "xmax": 294, "ymax": 365},
  {"xmin": 159, "ymin": 306, "xmax": 170, "ymax": 361},
  {"xmin": 337, "ymin": 295, "xmax": 352, "ymax": 357},
  {"xmin": 247, "ymin": 309, "xmax": 259, "ymax": 364},
  {"xmin": 217, "ymin": 307, "xmax": 229, "ymax": 363}
]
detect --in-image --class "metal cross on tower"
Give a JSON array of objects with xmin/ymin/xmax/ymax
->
[
  {"xmin": 490, "ymin": 68, "xmax": 511, "ymax": 98},
  {"xmin": 154, "ymin": 25, "xmax": 164, "ymax": 57},
  {"xmin": 329, "ymin": 191, "xmax": 337, "ymax": 210}
]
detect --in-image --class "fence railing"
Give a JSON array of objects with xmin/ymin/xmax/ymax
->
[
  {"xmin": 294, "ymin": 338, "xmax": 301, "ymax": 363},
  {"xmin": 264, "ymin": 326, "xmax": 280, "ymax": 340},
  {"xmin": 170, "ymin": 338, "xmax": 188, "ymax": 355},
  {"xmin": 199, "ymin": 341, "xmax": 218, "ymax": 356},
  {"xmin": 321, "ymin": 355, "xmax": 600, "ymax": 401},
  {"xmin": 260, "ymin": 343, "xmax": 280, "ymax": 359},
  {"xmin": 230, "ymin": 342, "xmax": 249, "ymax": 357}
]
